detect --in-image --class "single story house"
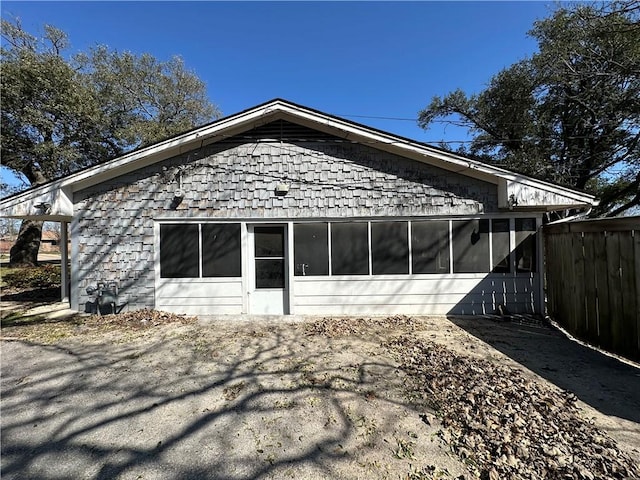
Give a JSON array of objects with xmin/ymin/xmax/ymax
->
[{"xmin": 0, "ymin": 99, "xmax": 597, "ymax": 316}]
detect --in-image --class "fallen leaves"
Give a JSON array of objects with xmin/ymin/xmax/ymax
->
[
  {"xmin": 222, "ymin": 381, "xmax": 246, "ymax": 401},
  {"xmin": 1, "ymin": 308, "xmax": 197, "ymax": 343},
  {"xmin": 385, "ymin": 336, "xmax": 640, "ymax": 480},
  {"xmin": 87, "ymin": 309, "xmax": 197, "ymax": 329},
  {"xmin": 305, "ymin": 315, "xmax": 418, "ymax": 337}
]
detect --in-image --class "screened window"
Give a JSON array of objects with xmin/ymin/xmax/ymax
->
[
  {"xmin": 492, "ymin": 219, "xmax": 511, "ymax": 273},
  {"xmin": 452, "ymin": 219, "xmax": 490, "ymax": 273},
  {"xmin": 411, "ymin": 220, "xmax": 450, "ymax": 274},
  {"xmin": 371, "ymin": 222, "xmax": 409, "ymax": 274},
  {"xmin": 331, "ymin": 222, "xmax": 369, "ymax": 275},
  {"xmin": 294, "ymin": 223, "xmax": 329, "ymax": 276},
  {"xmin": 160, "ymin": 224, "xmax": 199, "ymax": 278},
  {"xmin": 202, "ymin": 224, "xmax": 241, "ymax": 277},
  {"xmin": 516, "ymin": 218, "xmax": 537, "ymax": 273}
]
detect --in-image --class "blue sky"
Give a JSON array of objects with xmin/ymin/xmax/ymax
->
[{"xmin": 1, "ymin": 1, "xmax": 554, "ymax": 187}]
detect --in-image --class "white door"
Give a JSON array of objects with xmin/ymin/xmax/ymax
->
[{"xmin": 248, "ymin": 225, "xmax": 288, "ymax": 314}]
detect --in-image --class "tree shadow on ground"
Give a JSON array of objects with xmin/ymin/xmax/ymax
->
[
  {"xmin": 447, "ymin": 316, "xmax": 640, "ymax": 425},
  {"xmin": 1, "ymin": 287, "xmax": 61, "ymax": 303},
  {"xmin": 0, "ymin": 321, "xmax": 460, "ymax": 480}
]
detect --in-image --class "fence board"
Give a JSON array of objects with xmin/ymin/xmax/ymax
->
[
  {"xmin": 606, "ymin": 233, "xmax": 624, "ymax": 354},
  {"xmin": 564, "ymin": 233, "xmax": 578, "ymax": 332},
  {"xmin": 572, "ymin": 233, "xmax": 586, "ymax": 337},
  {"xmin": 582, "ymin": 233, "xmax": 598, "ymax": 344},
  {"xmin": 593, "ymin": 231, "xmax": 610, "ymax": 349},
  {"xmin": 544, "ymin": 217, "xmax": 639, "ymax": 362},
  {"xmin": 619, "ymin": 231, "xmax": 638, "ymax": 358}
]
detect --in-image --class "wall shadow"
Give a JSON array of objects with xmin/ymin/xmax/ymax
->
[{"xmin": 447, "ymin": 315, "xmax": 640, "ymax": 425}]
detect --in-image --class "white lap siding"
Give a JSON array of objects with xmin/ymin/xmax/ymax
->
[
  {"xmin": 153, "ymin": 274, "xmax": 538, "ymax": 316},
  {"xmin": 155, "ymin": 278, "xmax": 244, "ymax": 315},
  {"xmin": 291, "ymin": 274, "xmax": 538, "ymax": 315}
]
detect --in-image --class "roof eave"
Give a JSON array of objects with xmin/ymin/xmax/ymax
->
[{"xmin": 0, "ymin": 99, "xmax": 599, "ymax": 217}]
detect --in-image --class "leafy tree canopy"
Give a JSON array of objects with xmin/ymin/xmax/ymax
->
[
  {"xmin": 418, "ymin": 1, "xmax": 640, "ymax": 217},
  {"xmin": 1, "ymin": 18, "xmax": 220, "ymax": 188},
  {"xmin": 1, "ymin": 19, "xmax": 220, "ymax": 265}
]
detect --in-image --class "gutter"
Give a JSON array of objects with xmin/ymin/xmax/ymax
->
[{"xmin": 545, "ymin": 207, "xmax": 594, "ymax": 225}]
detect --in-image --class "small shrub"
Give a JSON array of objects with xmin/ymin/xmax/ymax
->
[{"xmin": 2, "ymin": 265, "xmax": 61, "ymax": 290}]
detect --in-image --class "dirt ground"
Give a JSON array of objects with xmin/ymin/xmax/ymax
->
[{"xmin": 1, "ymin": 305, "xmax": 639, "ymax": 479}]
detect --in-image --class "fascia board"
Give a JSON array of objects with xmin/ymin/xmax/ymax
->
[
  {"xmin": 65, "ymin": 105, "xmax": 284, "ymax": 192},
  {"xmin": 274, "ymin": 104, "xmax": 498, "ymax": 181},
  {"xmin": 498, "ymin": 178, "xmax": 598, "ymax": 209},
  {"xmin": 0, "ymin": 180, "xmax": 73, "ymax": 220},
  {"xmin": 0, "ymin": 104, "xmax": 285, "ymax": 212}
]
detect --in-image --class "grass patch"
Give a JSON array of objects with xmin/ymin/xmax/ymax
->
[
  {"xmin": 1, "ymin": 311, "xmax": 48, "ymax": 328},
  {"xmin": 1, "ymin": 308, "xmax": 197, "ymax": 344},
  {"xmin": 1, "ymin": 264, "xmax": 61, "ymax": 290},
  {"xmin": 1, "ymin": 311, "xmax": 87, "ymax": 343}
]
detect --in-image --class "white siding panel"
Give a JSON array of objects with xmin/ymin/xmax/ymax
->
[
  {"xmin": 293, "ymin": 275, "xmax": 536, "ymax": 296},
  {"xmin": 155, "ymin": 279, "xmax": 244, "ymax": 315},
  {"xmin": 292, "ymin": 274, "xmax": 538, "ymax": 315},
  {"xmin": 158, "ymin": 297, "xmax": 241, "ymax": 307},
  {"xmin": 154, "ymin": 275, "xmax": 538, "ymax": 316},
  {"xmin": 156, "ymin": 279, "xmax": 243, "ymax": 297},
  {"xmin": 158, "ymin": 305, "xmax": 243, "ymax": 315}
]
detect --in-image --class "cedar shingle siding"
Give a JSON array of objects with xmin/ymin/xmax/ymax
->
[{"xmin": 73, "ymin": 121, "xmax": 497, "ymax": 310}]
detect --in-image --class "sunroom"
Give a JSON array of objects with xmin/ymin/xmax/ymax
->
[{"xmin": 156, "ymin": 216, "xmax": 539, "ymax": 316}]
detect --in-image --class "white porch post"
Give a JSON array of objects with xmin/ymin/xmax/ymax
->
[
  {"xmin": 536, "ymin": 216, "xmax": 545, "ymax": 316},
  {"xmin": 60, "ymin": 221, "xmax": 69, "ymax": 304}
]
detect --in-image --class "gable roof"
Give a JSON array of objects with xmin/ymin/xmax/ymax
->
[{"xmin": 0, "ymin": 98, "xmax": 598, "ymax": 221}]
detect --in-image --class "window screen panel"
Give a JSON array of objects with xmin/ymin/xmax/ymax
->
[
  {"xmin": 411, "ymin": 220, "xmax": 450, "ymax": 274},
  {"xmin": 254, "ymin": 226, "xmax": 284, "ymax": 257},
  {"xmin": 160, "ymin": 224, "xmax": 199, "ymax": 278},
  {"xmin": 452, "ymin": 219, "xmax": 490, "ymax": 273},
  {"xmin": 371, "ymin": 222, "xmax": 409, "ymax": 275},
  {"xmin": 492, "ymin": 219, "xmax": 511, "ymax": 273},
  {"xmin": 331, "ymin": 222, "xmax": 369, "ymax": 275},
  {"xmin": 516, "ymin": 218, "xmax": 537, "ymax": 273},
  {"xmin": 294, "ymin": 223, "xmax": 329, "ymax": 276},
  {"xmin": 255, "ymin": 259, "xmax": 285, "ymax": 288},
  {"xmin": 202, "ymin": 223, "xmax": 241, "ymax": 277}
]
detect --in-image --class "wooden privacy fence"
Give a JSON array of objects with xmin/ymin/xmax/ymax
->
[{"xmin": 544, "ymin": 217, "xmax": 640, "ymax": 361}]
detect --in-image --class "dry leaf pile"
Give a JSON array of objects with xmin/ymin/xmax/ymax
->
[
  {"xmin": 88, "ymin": 309, "xmax": 197, "ymax": 329},
  {"xmin": 305, "ymin": 315, "xmax": 417, "ymax": 337},
  {"xmin": 2, "ymin": 309, "xmax": 198, "ymax": 344},
  {"xmin": 386, "ymin": 336, "xmax": 640, "ymax": 480}
]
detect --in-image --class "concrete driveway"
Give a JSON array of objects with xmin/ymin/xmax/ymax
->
[
  {"xmin": 1, "ymin": 313, "xmax": 639, "ymax": 479},
  {"xmin": 1, "ymin": 317, "xmax": 468, "ymax": 480}
]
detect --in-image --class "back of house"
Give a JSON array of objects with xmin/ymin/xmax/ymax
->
[{"xmin": 0, "ymin": 99, "xmax": 597, "ymax": 316}]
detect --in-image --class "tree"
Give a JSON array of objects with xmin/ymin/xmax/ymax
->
[
  {"xmin": 1, "ymin": 19, "xmax": 220, "ymax": 265},
  {"xmin": 418, "ymin": 1, "xmax": 640, "ymax": 217}
]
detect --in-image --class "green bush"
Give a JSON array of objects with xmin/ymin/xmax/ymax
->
[{"xmin": 2, "ymin": 265, "xmax": 61, "ymax": 289}]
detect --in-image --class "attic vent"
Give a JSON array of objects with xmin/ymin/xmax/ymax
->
[{"xmin": 228, "ymin": 120, "xmax": 342, "ymax": 144}]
